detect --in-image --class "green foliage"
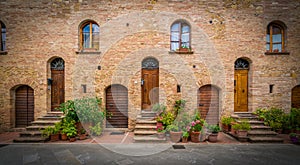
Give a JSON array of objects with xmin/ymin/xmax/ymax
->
[
  {"xmin": 74, "ymin": 97, "xmax": 106, "ymax": 125},
  {"xmin": 289, "ymin": 133, "xmax": 298, "ymax": 138},
  {"xmin": 89, "ymin": 122, "xmax": 102, "ymax": 136},
  {"xmin": 232, "ymin": 120, "xmax": 250, "ymax": 131},
  {"xmin": 174, "ymin": 99, "xmax": 186, "ymax": 116},
  {"xmin": 208, "ymin": 125, "xmax": 221, "ymax": 133},
  {"xmin": 61, "ymin": 119, "xmax": 76, "ymax": 135},
  {"xmin": 166, "ymin": 124, "xmax": 179, "ymax": 132},
  {"xmin": 262, "ymin": 107, "xmax": 284, "ymax": 130},
  {"xmin": 176, "ymin": 112, "xmax": 192, "ymax": 131},
  {"xmin": 182, "ymin": 131, "xmax": 189, "ymax": 138},
  {"xmin": 41, "ymin": 122, "xmax": 62, "ymax": 137},
  {"xmin": 152, "ymin": 103, "xmax": 166, "ymax": 115},
  {"xmin": 160, "ymin": 112, "xmax": 175, "ymax": 127},
  {"xmin": 57, "ymin": 100, "xmax": 79, "ymax": 122},
  {"xmin": 221, "ymin": 116, "xmax": 234, "ymax": 126},
  {"xmin": 157, "ymin": 126, "xmax": 166, "ymax": 133},
  {"xmin": 253, "ymin": 108, "xmax": 268, "ymax": 120}
]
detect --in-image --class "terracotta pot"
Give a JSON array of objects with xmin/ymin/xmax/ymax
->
[
  {"xmin": 157, "ymin": 132, "xmax": 166, "ymax": 139},
  {"xmin": 222, "ymin": 124, "xmax": 229, "ymax": 133},
  {"xmin": 79, "ymin": 134, "xmax": 87, "ymax": 140},
  {"xmin": 50, "ymin": 134, "xmax": 60, "ymax": 142},
  {"xmin": 190, "ymin": 131, "xmax": 201, "ymax": 143},
  {"xmin": 169, "ymin": 131, "xmax": 182, "ymax": 143},
  {"xmin": 61, "ymin": 133, "xmax": 68, "ymax": 141},
  {"xmin": 208, "ymin": 133, "xmax": 218, "ymax": 143},
  {"xmin": 237, "ymin": 130, "xmax": 248, "ymax": 137},
  {"xmin": 156, "ymin": 122, "xmax": 163, "ymax": 130},
  {"xmin": 182, "ymin": 137, "xmax": 188, "ymax": 143},
  {"xmin": 69, "ymin": 137, "xmax": 76, "ymax": 142}
]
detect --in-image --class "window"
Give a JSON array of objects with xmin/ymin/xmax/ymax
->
[
  {"xmin": 266, "ymin": 21, "xmax": 286, "ymax": 53},
  {"xmin": 170, "ymin": 21, "xmax": 191, "ymax": 51},
  {"xmin": 0, "ymin": 21, "xmax": 6, "ymax": 51},
  {"xmin": 80, "ymin": 21, "xmax": 99, "ymax": 50}
]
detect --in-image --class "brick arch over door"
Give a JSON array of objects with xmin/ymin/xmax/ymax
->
[
  {"xmin": 292, "ymin": 85, "xmax": 300, "ymax": 108},
  {"xmin": 106, "ymin": 84, "xmax": 128, "ymax": 128},
  {"xmin": 15, "ymin": 85, "xmax": 34, "ymax": 128},
  {"xmin": 197, "ymin": 85, "xmax": 219, "ymax": 125}
]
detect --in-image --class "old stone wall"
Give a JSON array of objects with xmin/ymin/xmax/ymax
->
[{"xmin": 0, "ymin": 0, "xmax": 299, "ymax": 131}]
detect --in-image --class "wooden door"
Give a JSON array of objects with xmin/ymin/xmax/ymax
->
[
  {"xmin": 198, "ymin": 85, "xmax": 219, "ymax": 124},
  {"xmin": 51, "ymin": 69, "xmax": 64, "ymax": 111},
  {"xmin": 234, "ymin": 69, "xmax": 248, "ymax": 112},
  {"xmin": 15, "ymin": 85, "xmax": 34, "ymax": 128},
  {"xmin": 142, "ymin": 69, "xmax": 159, "ymax": 110},
  {"xmin": 106, "ymin": 85, "xmax": 128, "ymax": 128},
  {"xmin": 292, "ymin": 85, "xmax": 300, "ymax": 108}
]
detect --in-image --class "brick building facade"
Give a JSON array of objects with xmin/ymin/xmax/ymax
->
[{"xmin": 0, "ymin": 0, "xmax": 299, "ymax": 131}]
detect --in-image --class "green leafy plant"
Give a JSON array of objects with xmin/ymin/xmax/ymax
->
[
  {"xmin": 182, "ymin": 131, "xmax": 189, "ymax": 138},
  {"xmin": 232, "ymin": 120, "xmax": 250, "ymax": 131},
  {"xmin": 152, "ymin": 103, "xmax": 166, "ymax": 115},
  {"xmin": 221, "ymin": 116, "xmax": 234, "ymax": 126},
  {"xmin": 188, "ymin": 111, "xmax": 205, "ymax": 132},
  {"xmin": 157, "ymin": 126, "xmax": 166, "ymax": 133},
  {"xmin": 160, "ymin": 112, "xmax": 175, "ymax": 127},
  {"xmin": 173, "ymin": 99, "xmax": 186, "ymax": 117},
  {"xmin": 57, "ymin": 100, "xmax": 79, "ymax": 122},
  {"xmin": 89, "ymin": 122, "xmax": 102, "ymax": 136},
  {"xmin": 289, "ymin": 133, "xmax": 298, "ymax": 138},
  {"xmin": 208, "ymin": 125, "xmax": 221, "ymax": 133},
  {"xmin": 166, "ymin": 124, "xmax": 179, "ymax": 132},
  {"xmin": 41, "ymin": 126, "xmax": 56, "ymax": 137}
]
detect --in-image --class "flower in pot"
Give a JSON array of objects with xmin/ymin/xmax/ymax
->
[
  {"xmin": 157, "ymin": 127, "xmax": 166, "ymax": 139},
  {"xmin": 221, "ymin": 116, "xmax": 234, "ymax": 132},
  {"xmin": 182, "ymin": 131, "xmax": 189, "ymax": 143},
  {"xmin": 232, "ymin": 120, "xmax": 250, "ymax": 137},
  {"xmin": 289, "ymin": 133, "xmax": 299, "ymax": 143},
  {"xmin": 166, "ymin": 124, "xmax": 182, "ymax": 143},
  {"xmin": 189, "ymin": 112, "xmax": 205, "ymax": 143},
  {"xmin": 207, "ymin": 124, "xmax": 221, "ymax": 143}
]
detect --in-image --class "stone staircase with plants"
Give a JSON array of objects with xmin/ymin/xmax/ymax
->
[
  {"xmin": 13, "ymin": 112, "xmax": 63, "ymax": 143},
  {"xmin": 133, "ymin": 110, "xmax": 166, "ymax": 143},
  {"xmin": 231, "ymin": 112, "xmax": 283, "ymax": 143}
]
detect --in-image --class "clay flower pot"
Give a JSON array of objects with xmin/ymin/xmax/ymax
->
[
  {"xmin": 190, "ymin": 131, "xmax": 201, "ymax": 143},
  {"xmin": 208, "ymin": 133, "xmax": 218, "ymax": 143},
  {"xmin": 169, "ymin": 131, "xmax": 182, "ymax": 143}
]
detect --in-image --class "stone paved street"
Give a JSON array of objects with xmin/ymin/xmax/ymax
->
[{"xmin": 0, "ymin": 143, "xmax": 299, "ymax": 165}]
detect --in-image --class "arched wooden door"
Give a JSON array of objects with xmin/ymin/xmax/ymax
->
[
  {"xmin": 234, "ymin": 58, "xmax": 249, "ymax": 112},
  {"xmin": 292, "ymin": 85, "xmax": 300, "ymax": 108},
  {"xmin": 198, "ymin": 85, "xmax": 219, "ymax": 125},
  {"xmin": 106, "ymin": 85, "xmax": 128, "ymax": 128},
  {"xmin": 141, "ymin": 57, "xmax": 159, "ymax": 110},
  {"xmin": 51, "ymin": 58, "xmax": 65, "ymax": 111},
  {"xmin": 15, "ymin": 85, "xmax": 34, "ymax": 127}
]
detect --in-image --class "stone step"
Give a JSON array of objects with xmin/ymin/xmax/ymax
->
[
  {"xmin": 26, "ymin": 125, "xmax": 54, "ymax": 131},
  {"xmin": 19, "ymin": 131, "xmax": 42, "ymax": 138},
  {"xmin": 136, "ymin": 120, "xmax": 157, "ymax": 124},
  {"xmin": 31, "ymin": 120, "xmax": 60, "ymax": 126},
  {"xmin": 133, "ymin": 135, "xmax": 167, "ymax": 143},
  {"xmin": 249, "ymin": 137, "xmax": 284, "ymax": 143},
  {"xmin": 136, "ymin": 116, "xmax": 155, "ymax": 121},
  {"xmin": 135, "ymin": 125, "xmax": 157, "ymax": 129},
  {"xmin": 37, "ymin": 116, "xmax": 63, "ymax": 121},
  {"xmin": 45, "ymin": 112, "xmax": 64, "ymax": 117},
  {"xmin": 13, "ymin": 137, "xmax": 47, "ymax": 143},
  {"xmin": 247, "ymin": 130, "xmax": 278, "ymax": 137},
  {"xmin": 141, "ymin": 111, "xmax": 157, "ymax": 117},
  {"xmin": 134, "ymin": 130, "xmax": 157, "ymax": 135},
  {"xmin": 250, "ymin": 125, "xmax": 272, "ymax": 131}
]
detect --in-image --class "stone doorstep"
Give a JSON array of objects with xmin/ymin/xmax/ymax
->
[
  {"xmin": 247, "ymin": 130, "xmax": 278, "ymax": 137},
  {"xmin": 133, "ymin": 135, "xmax": 167, "ymax": 143},
  {"xmin": 250, "ymin": 125, "xmax": 272, "ymax": 131},
  {"xmin": 26, "ymin": 125, "xmax": 54, "ymax": 131},
  {"xmin": 249, "ymin": 137, "xmax": 284, "ymax": 143},
  {"xmin": 136, "ymin": 120, "xmax": 157, "ymax": 124},
  {"xmin": 19, "ymin": 131, "xmax": 42, "ymax": 137},
  {"xmin": 135, "ymin": 125, "xmax": 156, "ymax": 129},
  {"xmin": 13, "ymin": 137, "xmax": 47, "ymax": 143},
  {"xmin": 37, "ymin": 116, "xmax": 63, "ymax": 121},
  {"xmin": 134, "ymin": 130, "xmax": 157, "ymax": 135},
  {"xmin": 31, "ymin": 120, "xmax": 61, "ymax": 126}
]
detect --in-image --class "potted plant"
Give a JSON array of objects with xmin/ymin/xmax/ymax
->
[
  {"xmin": 79, "ymin": 128, "xmax": 87, "ymax": 140},
  {"xmin": 157, "ymin": 127, "xmax": 166, "ymax": 139},
  {"xmin": 182, "ymin": 131, "xmax": 189, "ymax": 143},
  {"xmin": 42, "ymin": 122, "xmax": 61, "ymax": 142},
  {"xmin": 188, "ymin": 112, "xmax": 204, "ymax": 143},
  {"xmin": 166, "ymin": 124, "xmax": 182, "ymax": 143},
  {"xmin": 221, "ymin": 116, "xmax": 234, "ymax": 132},
  {"xmin": 289, "ymin": 133, "xmax": 299, "ymax": 144},
  {"xmin": 89, "ymin": 122, "xmax": 102, "ymax": 136},
  {"xmin": 232, "ymin": 120, "xmax": 250, "ymax": 137},
  {"xmin": 207, "ymin": 124, "xmax": 221, "ymax": 143},
  {"xmin": 63, "ymin": 121, "xmax": 77, "ymax": 142}
]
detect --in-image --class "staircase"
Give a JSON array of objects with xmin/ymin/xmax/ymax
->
[
  {"xmin": 13, "ymin": 112, "xmax": 63, "ymax": 143},
  {"xmin": 133, "ymin": 110, "xmax": 166, "ymax": 143},
  {"xmin": 231, "ymin": 112, "xmax": 283, "ymax": 143}
]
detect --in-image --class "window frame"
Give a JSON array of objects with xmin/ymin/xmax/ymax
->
[
  {"xmin": 170, "ymin": 21, "xmax": 191, "ymax": 52},
  {"xmin": 0, "ymin": 21, "xmax": 6, "ymax": 52},
  {"xmin": 79, "ymin": 21, "xmax": 99, "ymax": 51},
  {"xmin": 266, "ymin": 21, "xmax": 286, "ymax": 53}
]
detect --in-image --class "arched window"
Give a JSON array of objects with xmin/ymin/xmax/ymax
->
[
  {"xmin": 266, "ymin": 21, "xmax": 286, "ymax": 53},
  {"xmin": 80, "ymin": 21, "xmax": 99, "ymax": 50},
  {"xmin": 170, "ymin": 21, "xmax": 191, "ymax": 51},
  {"xmin": 0, "ymin": 21, "xmax": 6, "ymax": 51}
]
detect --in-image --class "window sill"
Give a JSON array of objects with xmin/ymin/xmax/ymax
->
[
  {"xmin": 169, "ymin": 50, "xmax": 194, "ymax": 54},
  {"xmin": 76, "ymin": 50, "xmax": 101, "ymax": 55},
  {"xmin": 0, "ymin": 51, "xmax": 8, "ymax": 55},
  {"xmin": 265, "ymin": 51, "xmax": 290, "ymax": 55}
]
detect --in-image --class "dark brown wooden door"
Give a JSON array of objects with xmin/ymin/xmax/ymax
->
[
  {"xmin": 198, "ymin": 85, "xmax": 219, "ymax": 124},
  {"xmin": 51, "ymin": 70, "xmax": 64, "ymax": 111},
  {"xmin": 15, "ymin": 85, "xmax": 34, "ymax": 128},
  {"xmin": 234, "ymin": 69, "xmax": 248, "ymax": 112},
  {"xmin": 292, "ymin": 85, "xmax": 300, "ymax": 108},
  {"xmin": 142, "ymin": 69, "xmax": 159, "ymax": 110},
  {"xmin": 106, "ymin": 85, "xmax": 128, "ymax": 128}
]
